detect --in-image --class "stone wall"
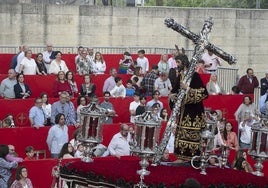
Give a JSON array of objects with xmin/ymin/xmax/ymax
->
[{"xmin": 0, "ymin": 3, "xmax": 268, "ymax": 77}]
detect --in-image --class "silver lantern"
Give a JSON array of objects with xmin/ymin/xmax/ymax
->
[
  {"xmin": 131, "ymin": 111, "xmax": 162, "ymax": 188},
  {"xmin": 78, "ymin": 98, "xmax": 107, "ymax": 163},
  {"xmin": 248, "ymin": 118, "xmax": 268, "ymax": 176}
]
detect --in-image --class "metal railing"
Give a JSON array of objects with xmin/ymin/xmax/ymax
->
[
  {"xmin": 217, "ymin": 67, "xmax": 239, "ymax": 94},
  {"xmin": 0, "ymin": 46, "xmax": 194, "ymax": 55}
]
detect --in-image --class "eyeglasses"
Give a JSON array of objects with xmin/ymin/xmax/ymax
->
[
  {"xmin": 59, "ymin": 66, "xmax": 62, "ymax": 70},
  {"xmin": 9, "ymin": 149, "xmax": 15, "ymax": 151}
]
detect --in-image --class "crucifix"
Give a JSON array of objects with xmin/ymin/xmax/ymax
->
[{"xmin": 153, "ymin": 17, "xmax": 236, "ymax": 165}]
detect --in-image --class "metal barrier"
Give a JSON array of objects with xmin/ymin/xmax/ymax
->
[
  {"xmin": 0, "ymin": 46, "xmax": 194, "ymax": 55},
  {"xmin": 217, "ymin": 67, "xmax": 238, "ymax": 94},
  {"xmin": 254, "ymin": 87, "xmax": 261, "ymax": 111}
]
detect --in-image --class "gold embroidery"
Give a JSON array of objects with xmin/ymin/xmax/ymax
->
[{"xmin": 185, "ymin": 87, "xmax": 207, "ymax": 104}]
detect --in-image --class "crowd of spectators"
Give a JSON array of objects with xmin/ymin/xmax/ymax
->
[{"xmin": 0, "ymin": 44, "xmax": 267, "ymax": 187}]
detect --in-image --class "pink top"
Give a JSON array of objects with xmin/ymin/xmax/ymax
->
[
  {"xmin": 6, "ymin": 154, "xmax": 23, "ymax": 163},
  {"xmin": 224, "ymin": 131, "xmax": 239, "ymax": 151}
]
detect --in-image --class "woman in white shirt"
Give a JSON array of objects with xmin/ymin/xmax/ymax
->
[
  {"xmin": 92, "ymin": 52, "xmax": 106, "ymax": 74},
  {"xmin": 49, "ymin": 51, "xmax": 69, "ymax": 74},
  {"xmin": 41, "ymin": 92, "xmax": 52, "ymax": 126},
  {"xmin": 19, "ymin": 50, "xmax": 40, "ymax": 75}
]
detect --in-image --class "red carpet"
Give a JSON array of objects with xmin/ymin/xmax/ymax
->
[{"xmin": 60, "ymin": 156, "xmax": 268, "ymax": 187}]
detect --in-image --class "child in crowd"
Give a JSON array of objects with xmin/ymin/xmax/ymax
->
[
  {"xmin": 5, "ymin": 114, "xmax": 15, "ymax": 127},
  {"xmin": 136, "ymin": 50, "xmax": 149, "ymax": 75},
  {"xmin": 118, "ymin": 51, "xmax": 133, "ymax": 74},
  {"xmin": 125, "ymin": 79, "xmax": 135, "ymax": 97},
  {"xmin": 74, "ymin": 144, "xmax": 84, "ymax": 158},
  {"xmin": 160, "ymin": 108, "xmax": 169, "ymax": 121},
  {"xmin": 110, "ymin": 77, "xmax": 126, "ymax": 98},
  {"xmin": 128, "ymin": 60, "xmax": 137, "ymax": 75},
  {"xmin": 24, "ymin": 146, "xmax": 35, "ymax": 160},
  {"xmin": 0, "ymin": 118, "xmax": 12, "ymax": 128},
  {"xmin": 131, "ymin": 76, "xmax": 139, "ymax": 91}
]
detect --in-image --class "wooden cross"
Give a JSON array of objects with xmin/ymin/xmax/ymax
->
[{"xmin": 153, "ymin": 17, "xmax": 236, "ymax": 165}]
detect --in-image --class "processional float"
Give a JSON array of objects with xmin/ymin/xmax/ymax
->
[
  {"xmin": 78, "ymin": 98, "xmax": 107, "ymax": 162},
  {"xmin": 131, "ymin": 110, "xmax": 162, "ymax": 188},
  {"xmin": 152, "ymin": 17, "xmax": 237, "ymax": 174}
]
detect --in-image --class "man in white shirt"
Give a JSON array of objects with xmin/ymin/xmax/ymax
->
[
  {"xmin": 239, "ymin": 111, "xmax": 255, "ymax": 149},
  {"xmin": 103, "ymin": 68, "xmax": 117, "ymax": 92},
  {"xmin": 110, "ymin": 77, "xmax": 126, "ymax": 98},
  {"xmin": 42, "ymin": 43, "xmax": 55, "ymax": 71},
  {"xmin": 154, "ymin": 72, "xmax": 172, "ymax": 97},
  {"xmin": 136, "ymin": 49, "xmax": 149, "ymax": 74},
  {"xmin": 15, "ymin": 45, "xmax": 28, "ymax": 73},
  {"xmin": 146, "ymin": 90, "xmax": 163, "ymax": 111},
  {"xmin": 129, "ymin": 92, "xmax": 140, "ymax": 123},
  {"xmin": 201, "ymin": 49, "xmax": 221, "ymax": 73},
  {"xmin": 108, "ymin": 124, "xmax": 130, "ymax": 158}
]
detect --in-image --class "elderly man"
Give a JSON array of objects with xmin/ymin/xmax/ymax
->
[
  {"xmin": 0, "ymin": 69, "xmax": 17, "ymax": 99},
  {"xmin": 51, "ymin": 92, "xmax": 77, "ymax": 126},
  {"xmin": 108, "ymin": 124, "xmax": 130, "ymax": 158},
  {"xmin": 154, "ymin": 71, "xmax": 172, "ymax": 97},
  {"xmin": 6, "ymin": 145, "xmax": 23, "ymax": 163},
  {"xmin": 260, "ymin": 70, "xmax": 268, "ymax": 96},
  {"xmin": 42, "ymin": 43, "xmax": 55, "ymax": 71},
  {"xmin": 29, "ymin": 97, "xmax": 46, "ymax": 128},
  {"xmin": 237, "ymin": 68, "xmax": 259, "ymax": 94}
]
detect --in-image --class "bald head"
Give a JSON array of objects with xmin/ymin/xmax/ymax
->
[{"xmin": 8, "ymin": 69, "xmax": 16, "ymax": 79}]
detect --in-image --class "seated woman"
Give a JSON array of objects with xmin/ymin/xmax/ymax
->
[
  {"xmin": 233, "ymin": 156, "xmax": 253, "ymax": 173},
  {"xmin": 80, "ymin": 74, "xmax": 96, "ymax": 98},
  {"xmin": 206, "ymin": 73, "xmax": 225, "ymax": 95},
  {"xmin": 58, "ymin": 142, "xmax": 74, "ymax": 159},
  {"xmin": 10, "ymin": 166, "xmax": 33, "ymax": 188},
  {"xmin": 18, "ymin": 50, "xmax": 40, "ymax": 75},
  {"xmin": 118, "ymin": 51, "xmax": 134, "ymax": 74},
  {"xmin": 160, "ymin": 108, "xmax": 169, "ymax": 121},
  {"xmin": 222, "ymin": 121, "xmax": 239, "ymax": 151},
  {"xmin": 49, "ymin": 51, "xmax": 69, "ymax": 75},
  {"xmin": 14, "ymin": 73, "xmax": 31, "ymax": 99},
  {"xmin": 35, "ymin": 53, "xmax": 47, "ymax": 75},
  {"xmin": 232, "ymin": 149, "xmax": 253, "ymax": 173},
  {"xmin": 65, "ymin": 71, "xmax": 78, "ymax": 97},
  {"xmin": 52, "ymin": 71, "xmax": 72, "ymax": 98},
  {"xmin": 92, "ymin": 52, "xmax": 106, "ymax": 74}
]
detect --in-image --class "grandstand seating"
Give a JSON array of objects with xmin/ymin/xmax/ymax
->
[
  {"xmin": 0, "ymin": 53, "xmax": 164, "ymax": 74},
  {"xmin": 1, "ymin": 53, "xmax": 264, "ymax": 188}
]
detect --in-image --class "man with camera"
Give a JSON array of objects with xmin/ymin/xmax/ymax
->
[{"xmin": 201, "ymin": 49, "xmax": 221, "ymax": 73}]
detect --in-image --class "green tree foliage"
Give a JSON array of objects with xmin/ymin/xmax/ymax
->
[{"xmin": 145, "ymin": 0, "xmax": 268, "ymax": 8}]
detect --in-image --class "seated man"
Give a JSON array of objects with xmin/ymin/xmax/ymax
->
[
  {"xmin": 29, "ymin": 97, "xmax": 46, "ymax": 128},
  {"xmin": 107, "ymin": 124, "xmax": 131, "ymax": 158},
  {"xmin": 0, "ymin": 69, "xmax": 17, "ymax": 99},
  {"xmin": 24, "ymin": 146, "xmax": 35, "ymax": 160},
  {"xmin": 6, "ymin": 145, "xmax": 23, "ymax": 163},
  {"xmin": 100, "ymin": 91, "xmax": 117, "ymax": 124}
]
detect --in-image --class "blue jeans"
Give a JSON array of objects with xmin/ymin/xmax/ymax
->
[
  {"xmin": 239, "ymin": 142, "xmax": 251, "ymax": 149},
  {"xmin": 51, "ymin": 153, "xmax": 59, "ymax": 158}
]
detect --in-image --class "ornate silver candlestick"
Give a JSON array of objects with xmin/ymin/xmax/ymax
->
[
  {"xmin": 78, "ymin": 98, "xmax": 107, "ymax": 163},
  {"xmin": 191, "ymin": 119, "xmax": 217, "ymax": 175},
  {"xmin": 131, "ymin": 111, "xmax": 162, "ymax": 188},
  {"xmin": 248, "ymin": 118, "xmax": 268, "ymax": 176}
]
